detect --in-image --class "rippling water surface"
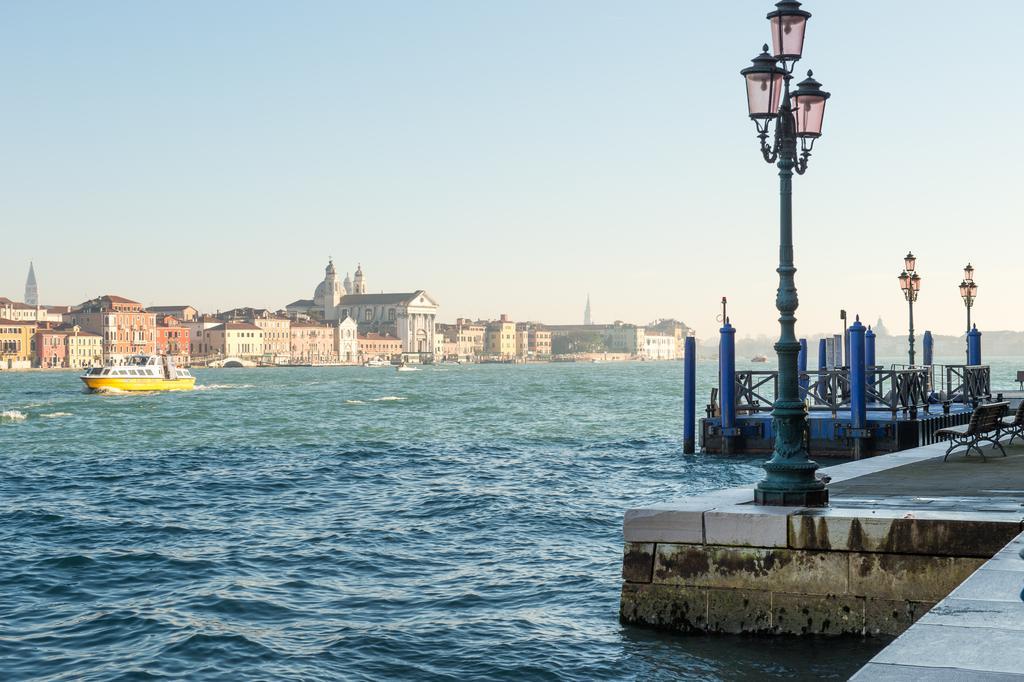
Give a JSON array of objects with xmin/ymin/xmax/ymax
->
[{"xmin": 0, "ymin": 360, "xmax": 929, "ymax": 680}]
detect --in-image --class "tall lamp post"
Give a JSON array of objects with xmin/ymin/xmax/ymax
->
[
  {"xmin": 897, "ymin": 252, "xmax": 921, "ymax": 365},
  {"xmin": 959, "ymin": 263, "xmax": 978, "ymax": 363},
  {"xmin": 741, "ymin": 0, "xmax": 830, "ymax": 507}
]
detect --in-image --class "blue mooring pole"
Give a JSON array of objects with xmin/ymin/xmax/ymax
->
[
  {"xmin": 683, "ymin": 335, "xmax": 696, "ymax": 454},
  {"xmin": 849, "ymin": 316, "xmax": 867, "ymax": 460},
  {"xmin": 968, "ymin": 324, "xmax": 982, "ymax": 366},
  {"xmin": 923, "ymin": 330, "xmax": 934, "ymax": 366},
  {"xmin": 719, "ymin": 319, "xmax": 736, "ymax": 454},
  {"xmin": 817, "ymin": 338, "xmax": 828, "ymax": 401},
  {"xmin": 798, "ymin": 338, "xmax": 808, "ymax": 399},
  {"xmin": 865, "ymin": 326, "xmax": 876, "ymax": 397}
]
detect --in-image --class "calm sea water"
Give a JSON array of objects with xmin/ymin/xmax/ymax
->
[{"xmin": 5, "ymin": 357, "xmax": 1016, "ymax": 680}]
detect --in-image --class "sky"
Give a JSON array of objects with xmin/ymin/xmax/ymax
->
[{"xmin": 1, "ymin": 1, "xmax": 1021, "ymax": 336}]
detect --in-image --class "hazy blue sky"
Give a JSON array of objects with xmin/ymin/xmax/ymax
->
[{"xmin": 1, "ymin": 1, "xmax": 1021, "ymax": 336}]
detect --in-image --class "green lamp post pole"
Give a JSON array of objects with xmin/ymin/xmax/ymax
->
[{"xmin": 741, "ymin": 1, "xmax": 831, "ymax": 506}]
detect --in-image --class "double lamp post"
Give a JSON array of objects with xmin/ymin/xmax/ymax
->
[
  {"xmin": 897, "ymin": 256, "xmax": 979, "ymax": 365},
  {"xmin": 740, "ymin": 0, "xmax": 831, "ymax": 506}
]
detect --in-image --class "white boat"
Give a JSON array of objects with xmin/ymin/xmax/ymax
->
[
  {"xmin": 396, "ymin": 365, "xmax": 420, "ymax": 372},
  {"xmin": 363, "ymin": 359, "xmax": 387, "ymax": 367}
]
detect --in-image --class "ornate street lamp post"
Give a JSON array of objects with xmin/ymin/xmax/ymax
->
[
  {"xmin": 959, "ymin": 263, "xmax": 978, "ymax": 363},
  {"xmin": 898, "ymin": 252, "xmax": 921, "ymax": 365},
  {"xmin": 741, "ymin": 0, "xmax": 830, "ymax": 507}
]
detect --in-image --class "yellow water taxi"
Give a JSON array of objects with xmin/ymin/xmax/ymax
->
[{"xmin": 81, "ymin": 355, "xmax": 196, "ymax": 392}]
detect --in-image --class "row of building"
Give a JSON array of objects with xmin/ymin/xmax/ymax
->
[{"xmin": 1, "ymin": 260, "xmax": 690, "ymax": 369}]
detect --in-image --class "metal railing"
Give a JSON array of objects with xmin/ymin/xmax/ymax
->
[{"xmin": 733, "ymin": 364, "xmax": 991, "ymax": 416}]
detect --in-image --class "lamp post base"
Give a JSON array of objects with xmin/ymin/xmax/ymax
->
[{"xmin": 754, "ymin": 486, "xmax": 829, "ymax": 506}]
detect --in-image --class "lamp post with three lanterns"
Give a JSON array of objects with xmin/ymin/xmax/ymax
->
[{"xmin": 740, "ymin": 0, "xmax": 831, "ymax": 507}]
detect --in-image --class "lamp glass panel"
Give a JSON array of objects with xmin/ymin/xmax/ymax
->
[
  {"xmin": 898, "ymin": 273, "xmax": 910, "ymax": 291},
  {"xmin": 770, "ymin": 16, "xmax": 807, "ymax": 59},
  {"xmin": 912, "ymin": 276, "xmax": 921, "ymax": 292},
  {"xmin": 904, "ymin": 256, "xmax": 916, "ymax": 271},
  {"xmin": 793, "ymin": 95, "xmax": 826, "ymax": 137},
  {"xmin": 745, "ymin": 72, "xmax": 783, "ymax": 118}
]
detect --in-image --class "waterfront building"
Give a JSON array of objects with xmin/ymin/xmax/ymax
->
[
  {"xmin": 443, "ymin": 319, "xmax": 485, "ymax": 360},
  {"xmin": 0, "ymin": 318, "xmax": 37, "ymax": 369},
  {"xmin": 513, "ymin": 322, "xmax": 551, "ymax": 360},
  {"xmin": 221, "ymin": 308, "xmax": 291, "ymax": 364},
  {"xmin": 646, "ymin": 319, "xmax": 691, "ymax": 359},
  {"xmin": 65, "ymin": 326, "xmax": 103, "ymax": 368},
  {"xmin": 485, "ymin": 315, "xmax": 517, "ymax": 358},
  {"xmin": 529, "ymin": 326, "xmax": 552, "ymax": 358},
  {"xmin": 155, "ymin": 315, "xmax": 191, "ymax": 367},
  {"xmin": 68, "ymin": 295, "xmax": 156, "ymax": 363},
  {"xmin": 644, "ymin": 332, "xmax": 676, "ymax": 360},
  {"xmin": 24, "ymin": 262, "xmax": 38, "ymax": 307},
  {"xmin": 358, "ymin": 332, "xmax": 401, "ymax": 362},
  {"xmin": 289, "ymin": 320, "xmax": 336, "ymax": 364},
  {"xmin": 147, "ymin": 305, "xmax": 199, "ymax": 322},
  {"xmin": 205, "ymin": 322, "xmax": 264, "ymax": 360},
  {"xmin": 289, "ymin": 260, "xmax": 439, "ymax": 357},
  {"xmin": 182, "ymin": 315, "xmax": 224, "ymax": 360},
  {"xmin": 34, "ymin": 328, "xmax": 67, "ymax": 368},
  {"xmin": 334, "ymin": 317, "xmax": 359, "ymax": 364},
  {"xmin": 548, "ymin": 322, "xmax": 646, "ymax": 357}
]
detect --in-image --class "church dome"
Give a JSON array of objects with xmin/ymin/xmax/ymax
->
[{"xmin": 314, "ymin": 280, "xmax": 328, "ymax": 306}]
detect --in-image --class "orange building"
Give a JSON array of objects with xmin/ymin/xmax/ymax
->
[
  {"xmin": 69, "ymin": 295, "xmax": 156, "ymax": 363},
  {"xmin": 156, "ymin": 315, "xmax": 192, "ymax": 366}
]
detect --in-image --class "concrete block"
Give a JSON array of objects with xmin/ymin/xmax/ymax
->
[
  {"xmin": 790, "ymin": 509, "xmax": 1022, "ymax": 557},
  {"xmin": 619, "ymin": 583, "xmax": 707, "ymax": 632},
  {"xmin": 870, "ymin": 623, "xmax": 1024, "ymax": 674},
  {"xmin": 705, "ymin": 588, "xmax": 771, "ymax": 633},
  {"xmin": 862, "ymin": 598, "xmax": 933, "ymax": 637},
  {"xmin": 850, "ymin": 553, "xmax": 985, "ymax": 602},
  {"xmin": 622, "ymin": 488, "xmax": 752, "ymax": 543},
  {"xmin": 770, "ymin": 592, "xmax": 864, "ymax": 635},
  {"xmin": 703, "ymin": 504, "xmax": 793, "ymax": 548},
  {"xmin": 621, "ymin": 542, "xmax": 654, "ymax": 583},
  {"xmin": 918, "ymin": 597, "xmax": 1024, "ymax": 631},
  {"xmin": 946, "ymin": 568, "xmax": 1024, "ymax": 602},
  {"xmin": 653, "ymin": 544, "xmax": 848, "ymax": 595}
]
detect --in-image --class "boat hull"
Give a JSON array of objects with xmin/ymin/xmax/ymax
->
[{"xmin": 81, "ymin": 376, "xmax": 196, "ymax": 392}]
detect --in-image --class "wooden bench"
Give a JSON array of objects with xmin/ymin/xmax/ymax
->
[
  {"xmin": 937, "ymin": 401, "xmax": 1009, "ymax": 461},
  {"xmin": 998, "ymin": 400, "xmax": 1024, "ymax": 447}
]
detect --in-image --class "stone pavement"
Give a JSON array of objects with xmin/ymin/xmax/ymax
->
[{"xmin": 852, "ymin": 531, "xmax": 1024, "ymax": 679}]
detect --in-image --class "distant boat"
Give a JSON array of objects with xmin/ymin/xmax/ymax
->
[
  {"xmin": 363, "ymin": 359, "xmax": 387, "ymax": 367},
  {"xmin": 396, "ymin": 364, "xmax": 420, "ymax": 372},
  {"xmin": 751, "ymin": 355, "xmax": 768, "ymax": 363}
]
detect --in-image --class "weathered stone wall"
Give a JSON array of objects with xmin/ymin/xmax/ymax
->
[{"xmin": 620, "ymin": 506, "xmax": 1022, "ymax": 636}]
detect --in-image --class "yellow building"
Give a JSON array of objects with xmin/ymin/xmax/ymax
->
[
  {"xmin": 66, "ymin": 326, "xmax": 103, "ymax": 369},
  {"xmin": 485, "ymin": 315, "xmax": 517, "ymax": 358},
  {"xmin": 0, "ymin": 318, "xmax": 37, "ymax": 370}
]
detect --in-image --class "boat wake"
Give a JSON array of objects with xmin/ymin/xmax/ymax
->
[
  {"xmin": 1, "ymin": 410, "xmax": 27, "ymax": 422},
  {"xmin": 40, "ymin": 412, "xmax": 73, "ymax": 418},
  {"xmin": 372, "ymin": 396, "xmax": 406, "ymax": 402},
  {"xmin": 192, "ymin": 384, "xmax": 255, "ymax": 391},
  {"xmin": 344, "ymin": 400, "xmax": 366, "ymax": 405}
]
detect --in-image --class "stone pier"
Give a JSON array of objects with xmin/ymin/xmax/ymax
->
[{"xmin": 620, "ymin": 442, "xmax": 1024, "ymax": 636}]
